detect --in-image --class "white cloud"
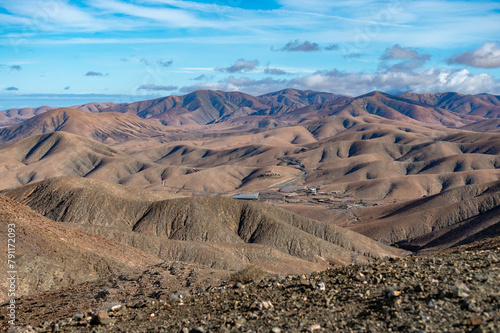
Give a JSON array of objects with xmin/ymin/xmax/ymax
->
[
  {"xmin": 447, "ymin": 41, "xmax": 500, "ymax": 69},
  {"xmin": 216, "ymin": 59, "xmax": 260, "ymax": 73},
  {"xmin": 88, "ymin": 0, "xmax": 216, "ymax": 28},
  {"xmin": 180, "ymin": 67, "xmax": 500, "ymax": 96},
  {"xmin": 0, "ymin": 0, "xmax": 108, "ymax": 31},
  {"xmin": 379, "ymin": 44, "xmax": 431, "ymax": 71},
  {"xmin": 291, "ymin": 68, "xmax": 500, "ymax": 95},
  {"xmin": 137, "ymin": 84, "xmax": 177, "ymax": 91}
]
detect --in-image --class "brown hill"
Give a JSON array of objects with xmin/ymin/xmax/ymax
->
[
  {"xmin": 0, "ymin": 131, "xmax": 163, "ymax": 190},
  {"xmin": 400, "ymin": 92, "xmax": 500, "ymax": 118},
  {"xmin": 277, "ymin": 121, "xmax": 500, "ymax": 200},
  {"xmin": 347, "ymin": 181, "xmax": 500, "ymax": 251},
  {"xmin": 459, "ymin": 119, "xmax": 500, "ymax": 133},
  {"xmin": 1, "ymin": 115, "xmax": 499, "ymax": 201},
  {"xmin": 284, "ymin": 91, "xmax": 482, "ymax": 127},
  {"xmin": 258, "ymin": 88, "xmax": 347, "ymax": 109},
  {"xmin": 0, "ymin": 89, "xmax": 343, "ymax": 128},
  {"xmin": 0, "ymin": 130, "xmax": 307, "ymax": 194},
  {"xmin": 97, "ymin": 90, "xmax": 283, "ymax": 126},
  {"xmin": 0, "ymin": 106, "xmax": 53, "ymax": 127},
  {"xmin": 0, "ymin": 107, "xmax": 188, "ymax": 146},
  {"xmin": 7, "ymin": 89, "xmax": 498, "ymax": 131},
  {"xmin": 2, "ymin": 177, "xmax": 405, "ymax": 271},
  {"xmin": 0, "ymin": 194, "xmax": 161, "ymax": 302}
]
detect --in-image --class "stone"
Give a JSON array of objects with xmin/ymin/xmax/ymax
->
[
  {"xmin": 258, "ymin": 301, "xmax": 274, "ymax": 311},
  {"xmin": 95, "ymin": 290, "xmax": 110, "ymax": 300},
  {"xmin": 72, "ymin": 313, "xmax": 85, "ymax": 321},
  {"xmin": 414, "ymin": 284, "xmax": 425, "ymax": 292},
  {"xmin": 468, "ymin": 317, "xmax": 484, "ymax": 326},
  {"xmin": 110, "ymin": 304, "xmax": 122, "ymax": 312},
  {"xmin": 453, "ymin": 283, "xmax": 470, "ymax": 298},
  {"xmin": 388, "ymin": 290, "xmax": 402, "ymax": 298},
  {"xmin": 308, "ymin": 324, "xmax": 321, "ymax": 331},
  {"xmin": 316, "ymin": 282, "xmax": 326, "ymax": 291},
  {"xmin": 91, "ymin": 311, "xmax": 115, "ymax": 325}
]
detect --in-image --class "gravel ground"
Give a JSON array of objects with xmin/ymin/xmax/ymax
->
[{"xmin": 3, "ymin": 239, "xmax": 500, "ymax": 333}]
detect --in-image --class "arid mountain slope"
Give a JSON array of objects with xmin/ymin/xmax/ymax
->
[
  {"xmin": 3, "ymin": 90, "xmax": 498, "ymax": 131},
  {"xmin": 0, "ymin": 106, "xmax": 54, "ymax": 127},
  {"xmin": 258, "ymin": 88, "xmax": 347, "ymax": 109},
  {"xmin": 2, "ymin": 177, "xmax": 405, "ymax": 271},
  {"xmin": 1, "ymin": 115, "xmax": 499, "ymax": 200},
  {"xmin": 284, "ymin": 91, "xmax": 483, "ymax": 127},
  {"xmin": 0, "ymin": 194, "xmax": 161, "ymax": 302},
  {"xmin": 97, "ymin": 89, "xmax": 344, "ymax": 126},
  {"xmin": 2, "ymin": 237, "xmax": 498, "ymax": 332},
  {"xmin": 459, "ymin": 119, "xmax": 500, "ymax": 133},
  {"xmin": 0, "ymin": 131, "xmax": 168, "ymax": 190},
  {"xmin": 0, "ymin": 107, "xmax": 188, "ymax": 146},
  {"xmin": 348, "ymin": 181, "xmax": 500, "ymax": 250},
  {"xmin": 284, "ymin": 125, "xmax": 500, "ymax": 200},
  {"xmin": 0, "ymin": 89, "xmax": 344, "ymax": 128},
  {"xmin": 0, "ymin": 130, "xmax": 307, "ymax": 193},
  {"xmin": 400, "ymin": 92, "xmax": 500, "ymax": 118}
]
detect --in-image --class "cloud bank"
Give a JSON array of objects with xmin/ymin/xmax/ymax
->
[
  {"xmin": 448, "ymin": 41, "xmax": 500, "ymax": 69},
  {"xmin": 275, "ymin": 40, "xmax": 339, "ymax": 52},
  {"xmin": 216, "ymin": 59, "xmax": 259, "ymax": 73},
  {"xmin": 180, "ymin": 67, "xmax": 499, "ymax": 96},
  {"xmin": 137, "ymin": 84, "xmax": 177, "ymax": 91}
]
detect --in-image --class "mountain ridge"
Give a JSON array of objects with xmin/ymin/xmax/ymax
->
[{"xmin": 2, "ymin": 89, "xmax": 499, "ymax": 130}]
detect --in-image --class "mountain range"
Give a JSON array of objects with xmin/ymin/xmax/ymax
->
[
  {"xmin": 2, "ymin": 89, "xmax": 499, "ymax": 128},
  {"xmin": 0, "ymin": 88, "xmax": 499, "ymax": 312}
]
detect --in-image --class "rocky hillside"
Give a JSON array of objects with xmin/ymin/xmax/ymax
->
[
  {"xmin": 2, "ymin": 177, "xmax": 405, "ymax": 272},
  {"xmin": 350, "ymin": 180, "xmax": 500, "ymax": 249},
  {"xmin": 2, "ymin": 237, "xmax": 499, "ymax": 332},
  {"xmin": 0, "ymin": 107, "xmax": 188, "ymax": 146},
  {"xmin": 0, "ymin": 194, "xmax": 161, "ymax": 302}
]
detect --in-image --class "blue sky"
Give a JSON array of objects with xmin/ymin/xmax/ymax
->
[{"xmin": 0, "ymin": 0, "xmax": 499, "ymax": 109}]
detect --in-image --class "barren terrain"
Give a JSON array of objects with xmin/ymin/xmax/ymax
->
[{"xmin": 0, "ymin": 88, "xmax": 499, "ymax": 331}]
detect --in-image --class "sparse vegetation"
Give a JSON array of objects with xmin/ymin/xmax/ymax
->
[{"xmin": 229, "ymin": 265, "xmax": 267, "ymax": 284}]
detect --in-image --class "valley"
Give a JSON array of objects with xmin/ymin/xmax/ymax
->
[{"xmin": 0, "ymin": 88, "xmax": 499, "ymax": 331}]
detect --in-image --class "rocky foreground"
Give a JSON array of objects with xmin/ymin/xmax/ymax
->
[{"xmin": 3, "ymin": 238, "xmax": 500, "ymax": 333}]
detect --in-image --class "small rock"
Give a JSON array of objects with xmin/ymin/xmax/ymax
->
[
  {"xmin": 299, "ymin": 278, "xmax": 310, "ymax": 286},
  {"xmin": 388, "ymin": 290, "xmax": 402, "ymax": 298},
  {"xmin": 308, "ymin": 324, "xmax": 321, "ymax": 332},
  {"xmin": 414, "ymin": 284, "xmax": 425, "ymax": 292},
  {"xmin": 91, "ymin": 311, "xmax": 115, "ymax": 325},
  {"xmin": 118, "ymin": 274, "xmax": 129, "ymax": 281},
  {"xmin": 316, "ymin": 282, "xmax": 326, "ymax": 291},
  {"xmin": 95, "ymin": 290, "xmax": 110, "ymax": 300},
  {"xmin": 110, "ymin": 304, "xmax": 122, "ymax": 312},
  {"xmin": 271, "ymin": 327, "xmax": 282, "ymax": 333},
  {"xmin": 453, "ymin": 283, "xmax": 470, "ymax": 298},
  {"xmin": 470, "ymin": 326, "xmax": 485, "ymax": 333},
  {"xmin": 72, "ymin": 313, "xmax": 85, "ymax": 321},
  {"xmin": 468, "ymin": 317, "xmax": 484, "ymax": 326},
  {"xmin": 189, "ymin": 328, "xmax": 205, "ymax": 333},
  {"xmin": 258, "ymin": 301, "xmax": 274, "ymax": 311}
]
